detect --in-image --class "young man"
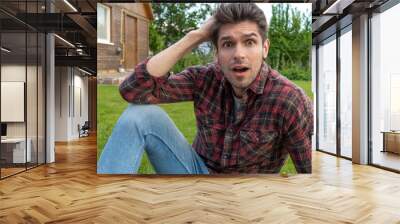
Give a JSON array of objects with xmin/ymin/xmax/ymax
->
[{"xmin": 98, "ymin": 3, "xmax": 313, "ymax": 174}]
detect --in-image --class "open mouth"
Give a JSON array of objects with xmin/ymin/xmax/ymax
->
[{"xmin": 232, "ymin": 66, "xmax": 250, "ymax": 73}]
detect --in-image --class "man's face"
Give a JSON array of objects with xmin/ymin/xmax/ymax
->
[{"xmin": 216, "ymin": 21, "xmax": 269, "ymax": 95}]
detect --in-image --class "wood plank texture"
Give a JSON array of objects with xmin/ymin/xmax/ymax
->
[{"xmin": 1, "ymin": 135, "xmax": 400, "ymax": 223}]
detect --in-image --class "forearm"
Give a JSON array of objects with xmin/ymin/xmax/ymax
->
[
  {"xmin": 120, "ymin": 17, "xmax": 214, "ymax": 103},
  {"xmin": 119, "ymin": 56, "xmax": 201, "ymax": 104},
  {"xmin": 147, "ymin": 31, "xmax": 205, "ymax": 77}
]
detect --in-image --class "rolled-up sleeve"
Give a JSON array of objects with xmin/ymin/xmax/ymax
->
[{"xmin": 119, "ymin": 57, "xmax": 206, "ymax": 104}]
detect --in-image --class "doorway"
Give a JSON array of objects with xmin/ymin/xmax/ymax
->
[{"xmin": 123, "ymin": 13, "xmax": 137, "ymax": 71}]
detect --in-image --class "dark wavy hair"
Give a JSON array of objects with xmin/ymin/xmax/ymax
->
[{"xmin": 211, "ymin": 3, "xmax": 268, "ymax": 50}]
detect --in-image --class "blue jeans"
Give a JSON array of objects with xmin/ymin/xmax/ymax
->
[{"xmin": 97, "ymin": 104, "xmax": 210, "ymax": 174}]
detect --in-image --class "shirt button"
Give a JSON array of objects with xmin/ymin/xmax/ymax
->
[{"xmin": 222, "ymin": 154, "xmax": 229, "ymax": 159}]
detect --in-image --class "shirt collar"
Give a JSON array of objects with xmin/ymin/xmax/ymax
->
[
  {"xmin": 219, "ymin": 62, "xmax": 269, "ymax": 95},
  {"xmin": 248, "ymin": 62, "xmax": 269, "ymax": 95}
]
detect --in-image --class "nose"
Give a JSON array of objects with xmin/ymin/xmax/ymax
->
[{"xmin": 233, "ymin": 44, "xmax": 245, "ymax": 61}]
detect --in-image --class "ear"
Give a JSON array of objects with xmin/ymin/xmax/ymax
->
[{"xmin": 262, "ymin": 39, "xmax": 270, "ymax": 60}]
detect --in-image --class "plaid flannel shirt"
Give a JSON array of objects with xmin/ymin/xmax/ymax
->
[{"xmin": 119, "ymin": 58, "xmax": 313, "ymax": 173}]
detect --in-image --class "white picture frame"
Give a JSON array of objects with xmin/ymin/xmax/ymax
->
[{"xmin": 1, "ymin": 81, "xmax": 25, "ymax": 122}]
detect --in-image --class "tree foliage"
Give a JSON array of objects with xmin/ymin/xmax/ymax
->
[
  {"xmin": 267, "ymin": 4, "xmax": 312, "ymax": 80},
  {"xmin": 149, "ymin": 3, "xmax": 213, "ymax": 73}
]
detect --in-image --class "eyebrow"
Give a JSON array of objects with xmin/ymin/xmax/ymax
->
[
  {"xmin": 219, "ymin": 32, "xmax": 258, "ymax": 42},
  {"xmin": 242, "ymin": 33, "xmax": 258, "ymax": 39}
]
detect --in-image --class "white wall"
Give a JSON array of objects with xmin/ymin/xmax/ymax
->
[
  {"xmin": 1, "ymin": 63, "xmax": 46, "ymax": 164},
  {"xmin": 55, "ymin": 66, "xmax": 69, "ymax": 141},
  {"xmin": 1, "ymin": 65, "xmax": 26, "ymax": 140},
  {"xmin": 1, "ymin": 65, "xmax": 32, "ymax": 138},
  {"xmin": 54, "ymin": 67, "xmax": 89, "ymax": 141},
  {"xmin": 1, "ymin": 65, "xmax": 26, "ymax": 81},
  {"xmin": 74, "ymin": 73, "xmax": 89, "ymax": 136}
]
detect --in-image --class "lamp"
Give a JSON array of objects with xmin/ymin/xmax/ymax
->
[
  {"xmin": 322, "ymin": 0, "xmax": 355, "ymax": 15},
  {"xmin": 54, "ymin": 34, "xmax": 75, "ymax": 48},
  {"xmin": 63, "ymin": 0, "xmax": 78, "ymax": 12},
  {"xmin": 1, "ymin": 47, "xmax": 11, "ymax": 53}
]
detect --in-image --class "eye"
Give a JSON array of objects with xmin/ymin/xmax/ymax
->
[
  {"xmin": 222, "ymin": 41, "xmax": 232, "ymax": 48},
  {"xmin": 245, "ymin": 39, "xmax": 255, "ymax": 46}
]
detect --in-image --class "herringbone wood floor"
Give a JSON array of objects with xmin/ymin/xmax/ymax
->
[{"xmin": 1, "ymin": 135, "xmax": 400, "ymax": 224}]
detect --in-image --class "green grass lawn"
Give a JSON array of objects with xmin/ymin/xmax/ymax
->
[{"xmin": 98, "ymin": 81, "xmax": 312, "ymax": 174}]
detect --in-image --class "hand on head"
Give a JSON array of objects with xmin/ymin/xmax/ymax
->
[{"xmin": 193, "ymin": 16, "xmax": 216, "ymax": 43}]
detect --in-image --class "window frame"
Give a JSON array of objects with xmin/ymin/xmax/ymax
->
[{"xmin": 97, "ymin": 4, "xmax": 112, "ymax": 45}]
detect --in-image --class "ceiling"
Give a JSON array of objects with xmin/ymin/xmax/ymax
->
[
  {"xmin": 0, "ymin": 0, "xmax": 97, "ymax": 74},
  {"xmin": 310, "ymin": 0, "xmax": 390, "ymax": 43},
  {"xmin": 1, "ymin": 0, "xmax": 397, "ymax": 73}
]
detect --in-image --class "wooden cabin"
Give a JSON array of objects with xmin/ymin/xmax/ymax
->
[{"xmin": 97, "ymin": 3, "xmax": 153, "ymax": 76}]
